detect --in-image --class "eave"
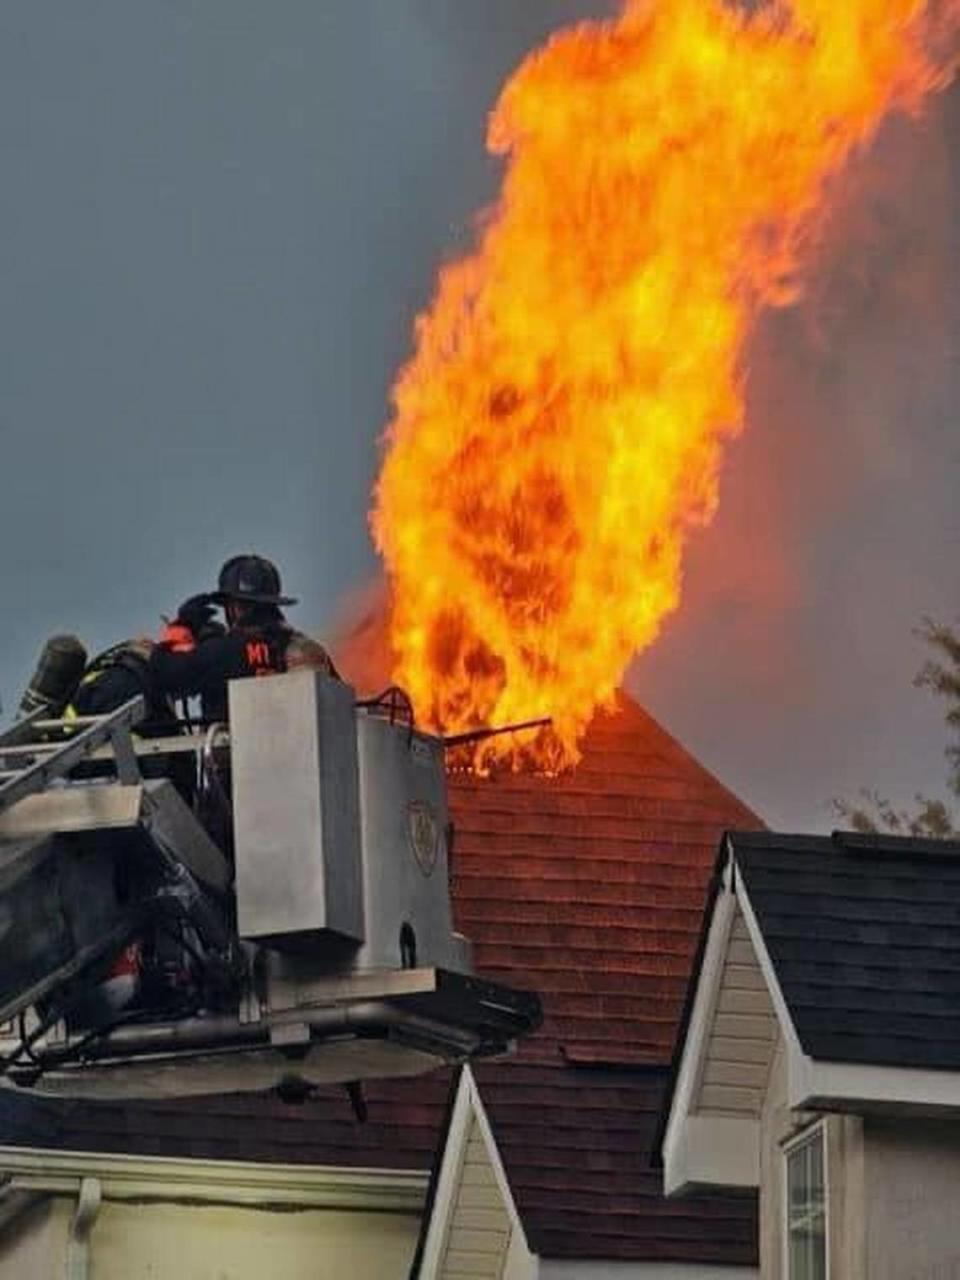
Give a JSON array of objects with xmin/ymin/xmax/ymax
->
[
  {"xmin": 0, "ymin": 1145, "xmax": 427, "ymax": 1213},
  {"xmin": 662, "ymin": 834, "xmax": 960, "ymax": 1198}
]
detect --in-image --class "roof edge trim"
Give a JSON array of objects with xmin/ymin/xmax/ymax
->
[
  {"xmin": 732, "ymin": 861, "xmax": 806, "ymax": 1065},
  {"xmin": 415, "ymin": 1065, "xmax": 535, "ymax": 1279},
  {"xmin": 664, "ymin": 1113, "xmax": 759, "ymax": 1197},
  {"xmin": 662, "ymin": 842, "xmax": 740, "ymax": 1195},
  {"xmin": 540, "ymin": 1260, "xmax": 759, "ymax": 1279},
  {"xmin": 797, "ymin": 1059, "xmax": 960, "ymax": 1116},
  {"xmin": 0, "ymin": 1145, "xmax": 427, "ymax": 1212}
]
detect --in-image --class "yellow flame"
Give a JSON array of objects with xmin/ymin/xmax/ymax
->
[{"xmin": 372, "ymin": 0, "xmax": 958, "ymax": 768}]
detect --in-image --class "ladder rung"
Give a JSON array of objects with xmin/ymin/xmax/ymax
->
[
  {"xmin": 0, "ymin": 697, "xmax": 145, "ymax": 812},
  {"xmin": 89, "ymin": 734, "xmax": 213, "ymax": 760},
  {"xmin": 33, "ymin": 716, "xmax": 103, "ymax": 729},
  {"xmin": 0, "ymin": 732, "xmax": 214, "ymax": 766},
  {"xmin": 0, "ymin": 706, "xmax": 47, "ymax": 750}
]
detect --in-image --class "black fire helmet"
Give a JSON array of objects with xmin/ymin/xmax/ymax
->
[{"xmin": 212, "ymin": 554, "xmax": 298, "ymax": 607}]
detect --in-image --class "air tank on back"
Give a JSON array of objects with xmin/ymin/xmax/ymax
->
[{"xmin": 17, "ymin": 635, "xmax": 88, "ymax": 718}]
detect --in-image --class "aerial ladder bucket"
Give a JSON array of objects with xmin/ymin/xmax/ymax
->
[{"xmin": 0, "ymin": 673, "xmax": 541, "ymax": 1100}]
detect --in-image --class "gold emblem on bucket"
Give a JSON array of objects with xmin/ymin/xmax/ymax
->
[{"xmin": 408, "ymin": 801, "xmax": 439, "ymax": 876}]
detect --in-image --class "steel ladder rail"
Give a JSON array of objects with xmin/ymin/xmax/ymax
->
[{"xmin": 0, "ymin": 696, "xmax": 146, "ymax": 813}]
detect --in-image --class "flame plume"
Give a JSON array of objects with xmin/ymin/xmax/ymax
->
[{"xmin": 372, "ymin": 0, "xmax": 958, "ymax": 768}]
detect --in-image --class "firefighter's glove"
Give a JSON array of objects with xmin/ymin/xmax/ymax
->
[
  {"xmin": 194, "ymin": 618, "xmax": 226, "ymax": 643},
  {"xmin": 174, "ymin": 594, "xmax": 224, "ymax": 642}
]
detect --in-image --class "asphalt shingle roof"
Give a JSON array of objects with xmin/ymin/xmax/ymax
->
[
  {"xmin": 731, "ymin": 829, "xmax": 960, "ymax": 1071},
  {"xmin": 0, "ymin": 693, "xmax": 760, "ymax": 1264}
]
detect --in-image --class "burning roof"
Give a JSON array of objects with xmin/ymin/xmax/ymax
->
[{"xmin": 372, "ymin": 0, "xmax": 959, "ymax": 771}]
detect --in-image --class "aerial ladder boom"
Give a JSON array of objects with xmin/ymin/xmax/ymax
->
[{"xmin": 0, "ymin": 672, "xmax": 541, "ymax": 1100}]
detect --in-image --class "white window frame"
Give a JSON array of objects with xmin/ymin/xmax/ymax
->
[{"xmin": 781, "ymin": 1120, "xmax": 828, "ymax": 1280}]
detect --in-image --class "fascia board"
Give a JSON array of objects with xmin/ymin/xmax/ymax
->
[
  {"xmin": 540, "ymin": 1260, "xmax": 758, "ymax": 1278},
  {"xmin": 0, "ymin": 1146, "xmax": 426, "ymax": 1213},
  {"xmin": 665, "ymin": 1114, "xmax": 759, "ymax": 1196},
  {"xmin": 662, "ymin": 847, "xmax": 739, "ymax": 1196},
  {"xmin": 667, "ymin": 1113, "xmax": 759, "ymax": 1196},
  {"xmin": 731, "ymin": 862, "xmax": 819, "ymax": 1113},
  {"xmin": 466, "ymin": 1070, "xmax": 535, "ymax": 1260},
  {"xmin": 730, "ymin": 864, "xmax": 805, "ymax": 1064},
  {"xmin": 416, "ymin": 1067, "xmax": 475, "ymax": 1280},
  {"xmin": 417, "ymin": 1067, "xmax": 536, "ymax": 1280},
  {"xmin": 799, "ymin": 1061, "xmax": 960, "ymax": 1114}
]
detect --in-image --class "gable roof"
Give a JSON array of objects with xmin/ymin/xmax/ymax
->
[
  {"xmin": 446, "ymin": 695, "xmax": 760, "ymax": 1263},
  {"xmin": 414, "ymin": 1066, "xmax": 535, "ymax": 1280},
  {"xmin": 661, "ymin": 829, "xmax": 960, "ymax": 1198},
  {"xmin": 470, "ymin": 1059, "xmax": 755, "ymax": 1264},
  {"xmin": 0, "ymin": 692, "xmax": 760, "ymax": 1265},
  {"xmin": 451, "ymin": 696, "xmax": 760, "ymax": 1068},
  {"xmin": 732, "ymin": 830, "xmax": 960, "ymax": 1071}
]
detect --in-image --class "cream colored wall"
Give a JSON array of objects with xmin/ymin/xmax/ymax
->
[
  {"xmin": 0, "ymin": 1197, "xmax": 71, "ymax": 1280},
  {"xmin": 826, "ymin": 1111, "xmax": 865, "ymax": 1280},
  {"xmin": 0, "ymin": 1195, "xmax": 419, "ymax": 1280},
  {"xmin": 864, "ymin": 1117, "xmax": 960, "ymax": 1280},
  {"xmin": 420, "ymin": 1068, "xmax": 537, "ymax": 1280},
  {"xmin": 756, "ymin": 1035, "xmax": 866, "ymax": 1280},
  {"xmin": 438, "ymin": 1113, "xmax": 512, "ymax": 1279},
  {"xmin": 502, "ymin": 1227, "xmax": 538, "ymax": 1280},
  {"xmin": 696, "ymin": 907, "xmax": 777, "ymax": 1117}
]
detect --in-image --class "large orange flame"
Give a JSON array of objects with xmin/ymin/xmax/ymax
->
[{"xmin": 372, "ymin": 0, "xmax": 958, "ymax": 768}]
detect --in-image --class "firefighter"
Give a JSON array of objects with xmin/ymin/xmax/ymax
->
[
  {"xmin": 59, "ymin": 640, "xmax": 194, "ymax": 1021},
  {"xmin": 66, "ymin": 638, "xmax": 175, "ymax": 730},
  {"xmin": 63, "ymin": 637, "xmax": 195, "ymax": 808},
  {"xmin": 148, "ymin": 554, "xmax": 339, "ymax": 722}
]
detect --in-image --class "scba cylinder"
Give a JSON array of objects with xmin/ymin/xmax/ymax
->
[{"xmin": 18, "ymin": 634, "xmax": 88, "ymax": 718}]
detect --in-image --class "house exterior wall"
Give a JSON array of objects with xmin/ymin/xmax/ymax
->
[
  {"xmin": 439, "ymin": 1113, "xmax": 512, "ymax": 1280},
  {"xmin": 757, "ymin": 1036, "xmax": 865, "ymax": 1280},
  {"xmin": 0, "ymin": 1197, "xmax": 70, "ymax": 1279},
  {"xmin": 422, "ymin": 1068, "xmax": 537, "ymax": 1280},
  {"xmin": 759, "ymin": 1063, "xmax": 960, "ymax": 1279},
  {"xmin": 0, "ymin": 1194, "xmax": 419, "ymax": 1279},
  {"xmin": 697, "ymin": 907, "xmax": 777, "ymax": 1117},
  {"xmin": 864, "ymin": 1117, "xmax": 960, "ymax": 1280},
  {"xmin": 0, "ymin": 1148, "xmax": 425, "ymax": 1280},
  {"xmin": 98, "ymin": 1199, "xmax": 418, "ymax": 1279}
]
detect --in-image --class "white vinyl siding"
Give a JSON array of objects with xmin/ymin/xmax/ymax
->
[
  {"xmin": 696, "ymin": 907, "xmax": 777, "ymax": 1115},
  {"xmin": 439, "ymin": 1114, "xmax": 512, "ymax": 1280}
]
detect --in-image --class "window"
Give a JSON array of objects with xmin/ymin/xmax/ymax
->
[{"xmin": 784, "ymin": 1124, "xmax": 827, "ymax": 1280}]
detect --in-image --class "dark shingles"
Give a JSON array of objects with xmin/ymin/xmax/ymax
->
[{"xmin": 732, "ymin": 831, "xmax": 960, "ymax": 1070}]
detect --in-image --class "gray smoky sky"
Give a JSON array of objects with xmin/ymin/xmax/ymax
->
[
  {"xmin": 1, "ymin": 2, "xmax": 957, "ymax": 834},
  {"xmin": 632, "ymin": 96, "xmax": 960, "ymax": 830},
  {"xmin": 0, "ymin": 1, "xmax": 611, "ymax": 692}
]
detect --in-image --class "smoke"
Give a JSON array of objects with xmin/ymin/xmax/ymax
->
[
  {"xmin": 337, "ymin": 6, "xmax": 960, "ymax": 824},
  {"xmin": 631, "ymin": 88, "xmax": 960, "ymax": 828},
  {"xmin": 330, "ymin": 579, "xmax": 394, "ymax": 693}
]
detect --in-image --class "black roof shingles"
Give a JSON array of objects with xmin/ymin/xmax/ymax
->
[{"xmin": 730, "ymin": 830, "xmax": 960, "ymax": 1072}]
